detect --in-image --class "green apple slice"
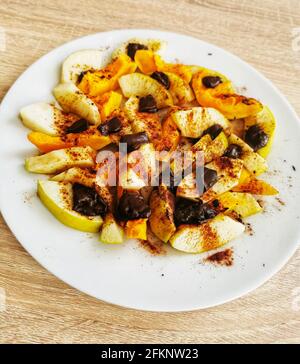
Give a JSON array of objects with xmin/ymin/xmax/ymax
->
[
  {"xmin": 228, "ymin": 134, "xmax": 268, "ymax": 176},
  {"xmin": 165, "ymin": 72, "xmax": 194, "ymax": 105},
  {"xmin": 217, "ymin": 192, "xmax": 262, "ymax": 218},
  {"xmin": 38, "ymin": 180, "xmax": 103, "ymax": 233},
  {"xmin": 119, "ymin": 73, "xmax": 173, "ymax": 108},
  {"xmin": 100, "ymin": 213, "xmax": 124, "ymax": 244},
  {"xmin": 169, "ymin": 215, "xmax": 245, "ymax": 253},
  {"xmin": 61, "ymin": 49, "xmax": 105, "ymax": 84},
  {"xmin": 20, "ymin": 102, "xmax": 71, "ymax": 136},
  {"xmin": 244, "ymin": 105, "xmax": 276, "ymax": 159},
  {"xmin": 25, "ymin": 146, "xmax": 95, "ymax": 174},
  {"xmin": 53, "ymin": 82, "xmax": 101, "ymax": 124},
  {"xmin": 171, "ymin": 107, "xmax": 229, "ymax": 138}
]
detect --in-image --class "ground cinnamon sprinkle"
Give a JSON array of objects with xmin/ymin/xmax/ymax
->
[{"xmin": 205, "ymin": 248, "xmax": 234, "ymax": 267}]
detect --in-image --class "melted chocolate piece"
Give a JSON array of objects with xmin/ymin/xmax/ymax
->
[
  {"xmin": 72, "ymin": 183, "xmax": 107, "ymax": 217},
  {"xmin": 98, "ymin": 117, "xmax": 122, "ymax": 136},
  {"xmin": 245, "ymin": 125, "xmax": 269, "ymax": 151},
  {"xmin": 66, "ymin": 119, "xmax": 89, "ymax": 134},
  {"xmin": 120, "ymin": 132, "xmax": 149, "ymax": 153},
  {"xmin": 151, "ymin": 71, "xmax": 170, "ymax": 89},
  {"xmin": 202, "ymin": 75, "xmax": 223, "ymax": 88},
  {"xmin": 127, "ymin": 43, "xmax": 148, "ymax": 60},
  {"xmin": 224, "ymin": 144, "xmax": 243, "ymax": 159},
  {"xmin": 203, "ymin": 167, "xmax": 218, "ymax": 190},
  {"xmin": 118, "ymin": 191, "xmax": 151, "ymax": 220},
  {"xmin": 138, "ymin": 95, "xmax": 158, "ymax": 113},
  {"xmin": 174, "ymin": 199, "xmax": 217, "ymax": 226},
  {"xmin": 202, "ymin": 124, "xmax": 223, "ymax": 140}
]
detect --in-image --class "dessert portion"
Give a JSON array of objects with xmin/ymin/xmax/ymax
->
[{"xmin": 20, "ymin": 38, "xmax": 278, "ymax": 253}]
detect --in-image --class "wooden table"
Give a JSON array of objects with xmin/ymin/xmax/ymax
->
[{"xmin": 0, "ymin": 0, "xmax": 299, "ymax": 344}]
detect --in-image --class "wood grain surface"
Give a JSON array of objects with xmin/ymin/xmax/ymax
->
[{"xmin": 0, "ymin": 0, "xmax": 300, "ymax": 344}]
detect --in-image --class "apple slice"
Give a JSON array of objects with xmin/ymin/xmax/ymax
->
[
  {"xmin": 61, "ymin": 49, "xmax": 105, "ymax": 84},
  {"xmin": 165, "ymin": 72, "xmax": 194, "ymax": 105},
  {"xmin": 124, "ymin": 97, "xmax": 162, "ymax": 146},
  {"xmin": 169, "ymin": 214, "xmax": 245, "ymax": 253},
  {"xmin": 118, "ymin": 73, "xmax": 173, "ymax": 108},
  {"xmin": 51, "ymin": 167, "xmax": 96, "ymax": 187},
  {"xmin": 38, "ymin": 180, "xmax": 103, "ymax": 233},
  {"xmin": 99, "ymin": 213, "xmax": 124, "ymax": 244},
  {"xmin": 202, "ymin": 157, "xmax": 244, "ymax": 202},
  {"xmin": 20, "ymin": 102, "xmax": 77, "ymax": 136},
  {"xmin": 25, "ymin": 146, "xmax": 95, "ymax": 174},
  {"xmin": 53, "ymin": 82, "xmax": 101, "ymax": 124},
  {"xmin": 217, "ymin": 192, "xmax": 262, "ymax": 218},
  {"xmin": 244, "ymin": 105, "xmax": 276, "ymax": 158},
  {"xmin": 149, "ymin": 185, "xmax": 176, "ymax": 243},
  {"xmin": 171, "ymin": 107, "xmax": 229, "ymax": 138},
  {"xmin": 228, "ymin": 134, "xmax": 267, "ymax": 176}
]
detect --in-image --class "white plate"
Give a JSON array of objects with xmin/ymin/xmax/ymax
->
[{"xmin": 0, "ymin": 29, "xmax": 299, "ymax": 312}]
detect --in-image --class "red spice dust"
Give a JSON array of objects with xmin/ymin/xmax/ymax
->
[{"xmin": 205, "ymin": 248, "xmax": 234, "ymax": 267}]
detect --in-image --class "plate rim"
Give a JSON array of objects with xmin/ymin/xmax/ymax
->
[{"xmin": 0, "ymin": 28, "xmax": 300, "ymax": 312}]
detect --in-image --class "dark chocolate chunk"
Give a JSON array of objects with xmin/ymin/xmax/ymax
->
[
  {"xmin": 151, "ymin": 71, "xmax": 170, "ymax": 89},
  {"xmin": 245, "ymin": 125, "xmax": 269, "ymax": 151},
  {"xmin": 118, "ymin": 191, "xmax": 151, "ymax": 220},
  {"xmin": 72, "ymin": 183, "xmax": 107, "ymax": 217},
  {"xmin": 98, "ymin": 117, "xmax": 122, "ymax": 136},
  {"xmin": 66, "ymin": 119, "xmax": 89, "ymax": 134},
  {"xmin": 127, "ymin": 43, "xmax": 148, "ymax": 60},
  {"xmin": 202, "ymin": 124, "xmax": 223, "ymax": 140},
  {"xmin": 224, "ymin": 143, "xmax": 243, "ymax": 159},
  {"xmin": 202, "ymin": 75, "xmax": 222, "ymax": 88},
  {"xmin": 120, "ymin": 132, "xmax": 149, "ymax": 153},
  {"xmin": 203, "ymin": 167, "xmax": 218, "ymax": 190},
  {"xmin": 174, "ymin": 199, "xmax": 217, "ymax": 226},
  {"xmin": 138, "ymin": 95, "xmax": 158, "ymax": 113}
]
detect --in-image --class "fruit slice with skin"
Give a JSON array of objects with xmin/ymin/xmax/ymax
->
[
  {"xmin": 192, "ymin": 68, "xmax": 263, "ymax": 119},
  {"xmin": 125, "ymin": 219, "xmax": 147, "ymax": 240},
  {"xmin": 134, "ymin": 50, "xmax": 157, "ymax": 74},
  {"xmin": 92, "ymin": 91, "xmax": 122, "ymax": 121},
  {"xmin": 165, "ymin": 72, "xmax": 194, "ymax": 105},
  {"xmin": 154, "ymin": 54, "xmax": 193, "ymax": 83},
  {"xmin": 201, "ymin": 157, "xmax": 244, "ymax": 203},
  {"xmin": 25, "ymin": 146, "xmax": 95, "ymax": 174},
  {"xmin": 192, "ymin": 131, "xmax": 228, "ymax": 164},
  {"xmin": 158, "ymin": 115, "xmax": 180, "ymax": 153},
  {"xmin": 78, "ymin": 54, "xmax": 137, "ymax": 97},
  {"xmin": 19, "ymin": 102, "xmax": 78, "ymax": 136},
  {"xmin": 61, "ymin": 49, "xmax": 106, "ymax": 84},
  {"xmin": 228, "ymin": 134, "xmax": 267, "ymax": 176},
  {"xmin": 232, "ymin": 178, "xmax": 278, "ymax": 195},
  {"xmin": 217, "ymin": 192, "xmax": 262, "ymax": 218},
  {"xmin": 37, "ymin": 180, "xmax": 103, "ymax": 233},
  {"xmin": 27, "ymin": 130, "xmax": 111, "ymax": 153},
  {"xmin": 244, "ymin": 105, "xmax": 276, "ymax": 158},
  {"xmin": 171, "ymin": 107, "xmax": 229, "ymax": 138},
  {"xmin": 53, "ymin": 83, "xmax": 101, "ymax": 124},
  {"xmin": 149, "ymin": 185, "xmax": 176, "ymax": 243},
  {"xmin": 51, "ymin": 167, "xmax": 96, "ymax": 187},
  {"xmin": 169, "ymin": 214, "xmax": 245, "ymax": 253},
  {"xmin": 100, "ymin": 213, "xmax": 124, "ymax": 244},
  {"xmin": 119, "ymin": 73, "xmax": 173, "ymax": 108}
]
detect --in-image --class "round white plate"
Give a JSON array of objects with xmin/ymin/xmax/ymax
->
[{"xmin": 0, "ymin": 29, "xmax": 299, "ymax": 312}]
